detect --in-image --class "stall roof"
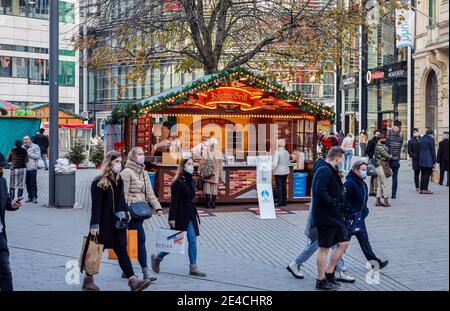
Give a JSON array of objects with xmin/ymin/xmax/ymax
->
[
  {"xmin": 28, "ymin": 103, "xmax": 88, "ymax": 120},
  {"xmin": 59, "ymin": 123, "xmax": 94, "ymax": 129},
  {"xmin": 131, "ymin": 67, "xmax": 334, "ymax": 122}
]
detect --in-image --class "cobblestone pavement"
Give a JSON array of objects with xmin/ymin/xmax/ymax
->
[{"xmin": 2, "ymin": 160, "xmax": 448, "ymax": 291}]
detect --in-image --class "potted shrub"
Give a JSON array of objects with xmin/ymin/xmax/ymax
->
[
  {"xmin": 89, "ymin": 144, "xmax": 104, "ymax": 169},
  {"xmin": 65, "ymin": 140, "xmax": 86, "ymax": 168}
]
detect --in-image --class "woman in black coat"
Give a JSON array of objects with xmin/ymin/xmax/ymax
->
[
  {"xmin": 151, "ymin": 158, "xmax": 206, "ymax": 277},
  {"xmin": 437, "ymin": 132, "xmax": 449, "ymax": 186},
  {"xmin": 408, "ymin": 128, "xmax": 421, "ymax": 191},
  {"xmin": 82, "ymin": 151, "xmax": 150, "ymax": 291}
]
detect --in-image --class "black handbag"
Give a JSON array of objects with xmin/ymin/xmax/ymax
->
[
  {"xmin": 129, "ymin": 172, "xmax": 153, "ymax": 221},
  {"xmin": 111, "ymin": 185, "xmax": 129, "ymax": 230}
]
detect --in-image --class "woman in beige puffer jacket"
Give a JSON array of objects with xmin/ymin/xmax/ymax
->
[{"xmin": 120, "ymin": 147, "xmax": 162, "ymax": 282}]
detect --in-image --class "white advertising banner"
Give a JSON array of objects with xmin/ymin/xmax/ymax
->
[
  {"xmin": 396, "ymin": 0, "xmax": 415, "ymax": 49},
  {"xmin": 256, "ymin": 155, "xmax": 276, "ymax": 219}
]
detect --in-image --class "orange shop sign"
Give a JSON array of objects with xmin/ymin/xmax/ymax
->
[{"xmin": 195, "ymin": 87, "xmax": 262, "ymax": 111}]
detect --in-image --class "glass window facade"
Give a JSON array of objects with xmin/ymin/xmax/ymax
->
[
  {"xmin": 0, "ymin": 0, "xmax": 75, "ymax": 23},
  {"xmin": 0, "ymin": 55, "xmax": 75, "ymax": 86}
]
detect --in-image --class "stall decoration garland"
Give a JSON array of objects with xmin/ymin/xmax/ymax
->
[{"xmin": 109, "ymin": 67, "xmax": 335, "ymax": 124}]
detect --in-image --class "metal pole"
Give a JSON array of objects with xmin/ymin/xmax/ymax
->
[
  {"xmin": 358, "ymin": 25, "xmax": 363, "ymax": 156},
  {"xmin": 407, "ymin": 46, "xmax": 412, "ymax": 143},
  {"xmin": 48, "ymin": 0, "xmax": 59, "ymax": 207},
  {"xmin": 82, "ymin": 0, "xmax": 88, "ymax": 114}
]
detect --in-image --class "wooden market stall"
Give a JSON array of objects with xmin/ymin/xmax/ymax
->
[
  {"xmin": 28, "ymin": 103, "xmax": 87, "ymax": 125},
  {"xmin": 118, "ymin": 68, "xmax": 334, "ymax": 204}
]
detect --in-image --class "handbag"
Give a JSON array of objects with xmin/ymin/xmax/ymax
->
[
  {"xmin": 381, "ymin": 160, "xmax": 393, "ymax": 178},
  {"xmin": 367, "ymin": 159, "xmax": 377, "ymax": 177},
  {"xmin": 432, "ymin": 169, "xmax": 439, "ymax": 183},
  {"xmin": 111, "ymin": 184, "xmax": 129, "ymax": 230},
  {"xmin": 129, "ymin": 172, "xmax": 153, "ymax": 220},
  {"xmin": 199, "ymin": 152, "xmax": 216, "ymax": 179},
  {"xmin": 345, "ymin": 188, "xmax": 366, "ymax": 235},
  {"xmin": 79, "ymin": 234, "xmax": 104, "ymax": 275}
]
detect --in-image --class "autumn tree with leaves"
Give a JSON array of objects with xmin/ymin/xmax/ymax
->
[{"xmin": 74, "ymin": 0, "xmax": 409, "ymax": 91}]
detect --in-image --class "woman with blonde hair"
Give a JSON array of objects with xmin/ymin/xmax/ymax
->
[
  {"xmin": 83, "ymin": 151, "xmax": 150, "ymax": 291},
  {"xmin": 202, "ymin": 143, "xmax": 223, "ymax": 209},
  {"xmin": 121, "ymin": 147, "xmax": 163, "ymax": 281},
  {"xmin": 151, "ymin": 158, "xmax": 206, "ymax": 276}
]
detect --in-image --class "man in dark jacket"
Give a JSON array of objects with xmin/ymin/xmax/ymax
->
[
  {"xmin": 386, "ymin": 126, "xmax": 403, "ymax": 199},
  {"xmin": 32, "ymin": 128, "xmax": 49, "ymax": 170},
  {"xmin": 365, "ymin": 129, "xmax": 381, "ymax": 196},
  {"xmin": 0, "ymin": 152, "xmax": 22, "ymax": 291},
  {"xmin": 408, "ymin": 128, "xmax": 421, "ymax": 191},
  {"xmin": 311, "ymin": 147, "xmax": 349, "ymax": 291},
  {"xmin": 419, "ymin": 128, "xmax": 437, "ymax": 194},
  {"xmin": 437, "ymin": 132, "xmax": 449, "ymax": 186}
]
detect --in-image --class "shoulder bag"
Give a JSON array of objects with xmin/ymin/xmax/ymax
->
[
  {"xmin": 380, "ymin": 159, "xmax": 393, "ymax": 178},
  {"xmin": 199, "ymin": 152, "xmax": 215, "ymax": 179},
  {"xmin": 129, "ymin": 172, "xmax": 153, "ymax": 221},
  {"xmin": 345, "ymin": 187, "xmax": 366, "ymax": 235}
]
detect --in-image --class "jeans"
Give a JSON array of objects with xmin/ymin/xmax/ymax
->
[
  {"xmin": 344, "ymin": 150, "xmax": 353, "ymax": 171},
  {"xmin": 275, "ymin": 175, "xmax": 288, "ymax": 206},
  {"xmin": 41, "ymin": 153, "xmax": 48, "ymax": 169},
  {"xmin": 359, "ymin": 143, "xmax": 366, "ymax": 157},
  {"xmin": 352, "ymin": 224, "xmax": 380, "ymax": 263},
  {"xmin": 128, "ymin": 219, "xmax": 147, "ymax": 268},
  {"xmin": 25, "ymin": 170, "xmax": 38, "ymax": 200},
  {"xmin": 0, "ymin": 232, "xmax": 13, "ymax": 291},
  {"xmin": 413, "ymin": 169, "xmax": 421, "ymax": 189},
  {"xmin": 420, "ymin": 167, "xmax": 433, "ymax": 190},
  {"xmin": 112, "ymin": 236, "xmax": 135, "ymax": 278},
  {"xmin": 390, "ymin": 160, "xmax": 400, "ymax": 197},
  {"xmin": 439, "ymin": 169, "xmax": 449, "ymax": 186},
  {"xmin": 158, "ymin": 220, "xmax": 197, "ymax": 265},
  {"xmin": 294, "ymin": 239, "xmax": 345, "ymax": 272}
]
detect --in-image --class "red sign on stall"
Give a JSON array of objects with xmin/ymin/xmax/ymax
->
[
  {"xmin": 195, "ymin": 87, "xmax": 262, "ymax": 111},
  {"xmin": 136, "ymin": 116, "xmax": 152, "ymax": 154}
]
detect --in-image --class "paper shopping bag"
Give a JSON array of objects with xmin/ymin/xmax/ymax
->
[
  {"xmin": 155, "ymin": 228, "xmax": 187, "ymax": 255},
  {"xmin": 79, "ymin": 235, "xmax": 104, "ymax": 275},
  {"xmin": 432, "ymin": 169, "xmax": 440, "ymax": 183},
  {"xmin": 108, "ymin": 230, "xmax": 138, "ymax": 261}
]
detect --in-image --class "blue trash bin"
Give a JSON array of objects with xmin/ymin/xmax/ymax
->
[
  {"xmin": 292, "ymin": 172, "xmax": 307, "ymax": 197},
  {"xmin": 148, "ymin": 172, "xmax": 156, "ymax": 190}
]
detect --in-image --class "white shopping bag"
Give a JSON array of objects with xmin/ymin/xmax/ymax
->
[{"xmin": 155, "ymin": 228, "xmax": 187, "ymax": 254}]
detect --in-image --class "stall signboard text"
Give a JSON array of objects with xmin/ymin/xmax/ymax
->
[{"xmin": 195, "ymin": 87, "xmax": 262, "ymax": 111}]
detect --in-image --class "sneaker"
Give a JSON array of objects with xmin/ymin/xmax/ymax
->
[
  {"xmin": 378, "ymin": 260, "xmax": 389, "ymax": 270},
  {"xmin": 335, "ymin": 271, "xmax": 356, "ymax": 283},
  {"xmin": 286, "ymin": 262, "xmax": 304, "ymax": 279},
  {"xmin": 33, "ymin": 198, "xmax": 38, "ymax": 203},
  {"xmin": 315, "ymin": 278, "xmax": 338, "ymax": 291}
]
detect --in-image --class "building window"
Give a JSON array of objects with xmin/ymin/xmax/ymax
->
[
  {"xmin": 59, "ymin": 1, "xmax": 74, "ymax": 23},
  {"xmin": 0, "ymin": 0, "xmax": 74, "ymax": 23},
  {"xmin": 428, "ymin": 0, "xmax": 436, "ymax": 26},
  {"xmin": 425, "ymin": 70, "xmax": 438, "ymax": 130},
  {"xmin": 29, "ymin": 58, "xmax": 48, "ymax": 84},
  {"xmin": 59, "ymin": 60, "xmax": 75, "ymax": 86}
]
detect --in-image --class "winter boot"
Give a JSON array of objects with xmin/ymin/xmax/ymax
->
[
  {"xmin": 205, "ymin": 194, "xmax": 211, "ymax": 209},
  {"xmin": 151, "ymin": 254, "xmax": 162, "ymax": 273},
  {"xmin": 383, "ymin": 198, "xmax": 391, "ymax": 207},
  {"xmin": 81, "ymin": 275, "xmax": 100, "ymax": 291},
  {"xmin": 375, "ymin": 197, "xmax": 382, "ymax": 206},
  {"xmin": 189, "ymin": 265, "xmax": 206, "ymax": 277},
  {"xmin": 128, "ymin": 276, "xmax": 150, "ymax": 291}
]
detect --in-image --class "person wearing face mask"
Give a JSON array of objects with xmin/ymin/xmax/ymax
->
[
  {"xmin": 202, "ymin": 143, "xmax": 223, "ymax": 209},
  {"xmin": 120, "ymin": 147, "xmax": 163, "ymax": 282},
  {"xmin": 22, "ymin": 136, "xmax": 40, "ymax": 204},
  {"xmin": 151, "ymin": 158, "xmax": 206, "ymax": 277},
  {"xmin": 6, "ymin": 140, "xmax": 28, "ymax": 200},
  {"xmin": 373, "ymin": 134, "xmax": 392, "ymax": 207},
  {"xmin": 83, "ymin": 151, "xmax": 150, "ymax": 291},
  {"xmin": 408, "ymin": 128, "xmax": 421, "ymax": 191},
  {"xmin": 0, "ymin": 152, "xmax": 22, "ymax": 291},
  {"xmin": 344, "ymin": 160, "xmax": 389, "ymax": 271},
  {"xmin": 311, "ymin": 147, "xmax": 349, "ymax": 290}
]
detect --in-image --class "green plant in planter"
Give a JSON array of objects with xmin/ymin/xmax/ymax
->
[
  {"xmin": 65, "ymin": 140, "xmax": 86, "ymax": 165},
  {"xmin": 89, "ymin": 144, "xmax": 105, "ymax": 166}
]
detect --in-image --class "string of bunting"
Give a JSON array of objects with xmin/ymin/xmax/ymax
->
[{"xmin": 108, "ymin": 67, "xmax": 335, "ymax": 124}]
